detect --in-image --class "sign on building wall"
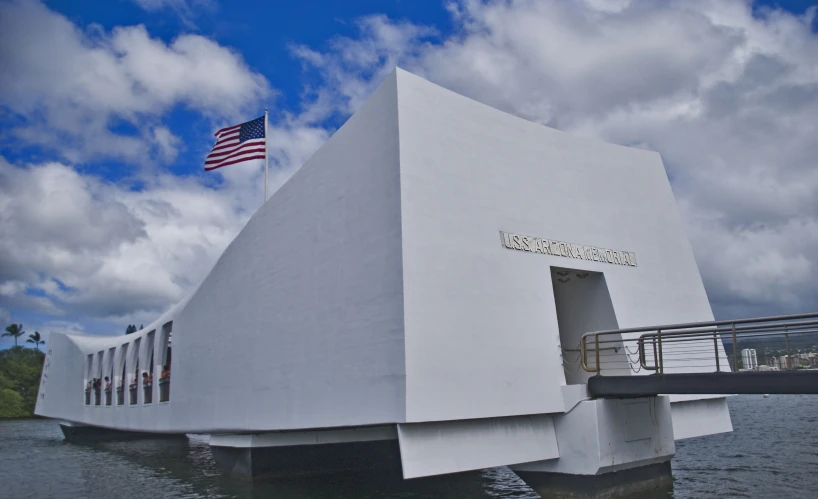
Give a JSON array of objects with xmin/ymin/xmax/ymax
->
[{"xmin": 500, "ymin": 231, "xmax": 637, "ymax": 267}]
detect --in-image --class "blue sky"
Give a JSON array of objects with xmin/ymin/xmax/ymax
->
[
  {"xmin": 2, "ymin": 0, "xmax": 818, "ymax": 348},
  {"xmin": 9, "ymin": 0, "xmax": 454, "ymax": 177}
]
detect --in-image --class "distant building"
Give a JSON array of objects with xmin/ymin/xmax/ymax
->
[
  {"xmin": 779, "ymin": 355, "xmax": 789, "ymax": 369},
  {"xmin": 741, "ymin": 349, "xmax": 758, "ymax": 370},
  {"xmin": 778, "ymin": 355, "xmax": 800, "ymax": 370}
]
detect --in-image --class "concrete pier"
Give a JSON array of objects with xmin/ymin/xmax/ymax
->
[
  {"xmin": 209, "ymin": 426, "xmax": 402, "ymax": 480},
  {"xmin": 37, "ymin": 68, "xmax": 734, "ymax": 494},
  {"xmin": 59, "ymin": 421, "xmax": 186, "ymax": 442},
  {"xmin": 514, "ymin": 462, "xmax": 673, "ymax": 499},
  {"xmin": 509, "ymin": 397, "xmax": 675, "ymax": 498}
]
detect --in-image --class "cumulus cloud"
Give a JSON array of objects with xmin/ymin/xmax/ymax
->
[
  {"xmin": 292, "ymin": 0, "xmax": 818, "ymax": 319},
  {"xmin": 0, "ymin": 0, "xmax": 270, "ymax": 164},
  {"xmin": 0, "ymin": 113, "xmax": 324, "ymax": 327},
  {"xmin": 3, "ymin": 0, "xmax": 817, "ymax": 335},
  {"xmin": 0, "ymin": 1, "xmax": 326, "ymax": 331},
  {"xmin": 290, "ymin": 15, "xmax": 437, "ymax": 119},
  {"xmin": 0, "ymin": 157, "xmax": 222, "ymax": 318}
]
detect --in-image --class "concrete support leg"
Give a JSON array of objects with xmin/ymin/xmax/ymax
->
[
  {"xmin": 209, "ymin": 426, "xmax": 402, "ymax": 480},
  {"xmin": 510, "ymin": 396, "xmax": 676, "ymax": 498},
  {"xmin": 59, "ymin": 421, "xmax": 187, "ymax": 442},
  {"xmin": 514, "ymin": 462, "xmax": 672, "ymax": 498}
]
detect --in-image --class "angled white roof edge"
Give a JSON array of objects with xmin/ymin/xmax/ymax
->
[
  {"xmin": 60, "ymin": 66, "xmax": 661, "ymax": 350},
  {"xmin": 391, "ymin": 66, "xmax": 662, "ymax": 158},
  {"xmin": 63, "ymin": 292, "xmax": 193, "ymax": 349}
]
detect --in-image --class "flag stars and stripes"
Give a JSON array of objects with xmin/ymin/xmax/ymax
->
[{"xmin": 205, "ymin": 115, "xmax": 266, "ymax": 171}]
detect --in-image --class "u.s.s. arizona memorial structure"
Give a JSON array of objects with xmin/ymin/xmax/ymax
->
[{"xmin": 35, "ymin": 68, "xmax": 732, "ymax": 497}]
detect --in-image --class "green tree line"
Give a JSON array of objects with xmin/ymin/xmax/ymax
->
[{"xmin": 1, "ymin": 324, "xmax": 46, "ymax": 418}]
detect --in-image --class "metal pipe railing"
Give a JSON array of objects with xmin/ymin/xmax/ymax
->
[{"xmin": 580, "ymin": 312, "xmax": 818, "ymax": 375}]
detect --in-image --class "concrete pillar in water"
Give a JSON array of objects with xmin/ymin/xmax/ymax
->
[
  {"xmin": 209, "ymin": 426, "xmax": 402, "ymax": 480},
  {"xmin": 59, "ymin": 421, "xmax": 187, "ymax": 442},
  {"xmin": 510, "ymin": 396, "xmax": 675, "ymax": 498}
]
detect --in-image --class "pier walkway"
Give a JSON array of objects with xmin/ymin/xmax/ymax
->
[{"xmin": 579, "ymin": 313, "xmax": 818, "ymax": 398}]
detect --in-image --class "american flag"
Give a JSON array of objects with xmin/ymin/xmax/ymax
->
[{"xmin": 205, "ymin": 116, "xmax": 266, "ymax": 171}]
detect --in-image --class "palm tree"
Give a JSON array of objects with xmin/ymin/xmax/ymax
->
[
  {"xmin": 27, "ymin": 331, "xmax": 45, "ymax": 351},
  {"xmin": 3, "ymin": 323, "xmax": 25, "ymax": 347}
]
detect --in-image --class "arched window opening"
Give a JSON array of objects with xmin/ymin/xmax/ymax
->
[
  {"xmin": 143, "ymin": 331, "xmax": 155, "ymax": 404},
  {"xmin": 105, "ymin": 347, "xmax": 114, "ymax": 406},
  {"xmin": 84, "ymin": 354, "xmax": 93, "ymax": 405},
  {"xmin": 129, "ymin": 338, "xmax": 141, "ymax": 405},
  {"xmin": 158, "ymin": 322, "xmax": 172, "ymax": 402},
  {"xmin": 118, "ymin": 344, "xmax": 128, "ymax": 406},
  {"xmin": 94, "ymin": 351, "xmax": 103, "ymax": 405}
]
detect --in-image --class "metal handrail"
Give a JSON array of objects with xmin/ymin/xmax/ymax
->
[
  {"xmin": 580, "ymin": 312, "xmax": 818, "ymax": 375},
  {"xmin": 584, "ymin": 312, "xmax": 818, "ymax": 337}
]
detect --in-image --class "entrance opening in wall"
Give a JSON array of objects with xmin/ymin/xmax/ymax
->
[{"xmin": 551, "ymin": 267, "xmax": 630, "ymax": 385}]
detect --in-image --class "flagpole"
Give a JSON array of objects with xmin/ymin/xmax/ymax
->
[{"xmin": 264, "ymin": 108, "xmax": 269, "ymax": 202}]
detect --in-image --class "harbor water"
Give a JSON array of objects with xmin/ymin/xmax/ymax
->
[{"xmin": 0, "ymin": 395, "xmax": 816, "ymax": 498}]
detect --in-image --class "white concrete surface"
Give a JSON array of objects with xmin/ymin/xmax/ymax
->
[
  {"xmin": 512, "ymin": 397, "xmax": 676, "ymax": 475},
  {"xmin": 670, "ymin": 397, "xmax": 733, "ymax": 440},
  {"xmin": 394, "ymin": 68, "xmax": 727, "ymax": 425},
  {"xmin": 35, "ymin": 67, "xmax": 733, "ymax": 478},
  {"xmin": 397, "ymin": 415, "xmax": 559, "ymax": 479},
  {"xmin": 209, "ymin": 426, "xmax": 398, "ymax": 448}
]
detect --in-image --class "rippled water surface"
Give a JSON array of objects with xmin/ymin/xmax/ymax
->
[{"xmin": 0, "ymin": 395, "xmax": 816, "ymax": 498}]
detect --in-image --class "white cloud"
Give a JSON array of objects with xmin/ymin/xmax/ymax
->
[
  {"xmin": 0, "ymin": 112, "xmax": 324, "ymax": 328},
  {"xmin": 293, "ymin": 0, "xmax": 818, "ymax": 319},
  {"xmin": 290, "ymin": 15, "xmax": 437, "ymax": 119},
  {"xmin": 13, "ymin": 320, "xmax": 86, "ymax": 350},
  {"xmin": 0, "ymin": 0, "xmax": 270, "ymax": 164},
  {"xmin": 0, "ymin": 2, "xmax": 331, "ymax": 332},
  {"xmin": 132, "ymin": 0, "xmax": 215, "ymax": 12},
  {"xmin": 131, "ymin": 0, "xmax": 217, "ymax": 27},
  {"xmin": 0, "ymin": 154, "xmax": 258, "ymax": 320},
  {"xmin": 3, "ymin": 0, "xmax": 818, "ymax": 335},
  {"xmin": 0, "ymin": 2, "xmax": 328, "ymax": 333}
]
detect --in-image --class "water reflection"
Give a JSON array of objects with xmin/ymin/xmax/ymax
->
[
  {"xmin": 61, "ymin": 433, "xmax": 539, "ymax": 499},
  {"xmin": 2, "ymin": 396, "xmax": 817, "ymax": 499}
]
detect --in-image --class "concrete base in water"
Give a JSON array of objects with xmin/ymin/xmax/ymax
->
[
  {"xmin": 514, "ymin": 461, "xmax": 673, "ymax": 499},
  {"xmin": 210, "ymin": 439, "xmax": 403, "ymax": 480},
  {"xmin": 510, "ymin": 396, "xmax": 676, "ymax": 498},
  {"xmin": 59, "ymin": 422, "xmax": 186, "ymax": 442},
  {"xmin": 209, "ymin": 426, "xmax": 402, "ymax": 480}
]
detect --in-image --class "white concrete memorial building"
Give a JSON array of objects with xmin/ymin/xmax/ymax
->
[{"xmin": 35, "ymin": 68, "xmax": 732, "ymax": 496}]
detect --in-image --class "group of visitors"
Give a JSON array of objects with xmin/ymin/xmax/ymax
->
[
  {"xmin": 89, "ymin": 365, "xmax": 170, "ymax": 393},
  {"xmin": 85, "ymin": 377, "xmax": 110, "ymax": 392},
  {"xmin": 85, "ymin": 366, "xmax": 173, "ymax": 404}
]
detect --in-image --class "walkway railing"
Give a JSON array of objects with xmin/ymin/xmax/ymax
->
[{"xmin": 580, "ymin": 313, "xmax": 818, "ymax": 376}]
